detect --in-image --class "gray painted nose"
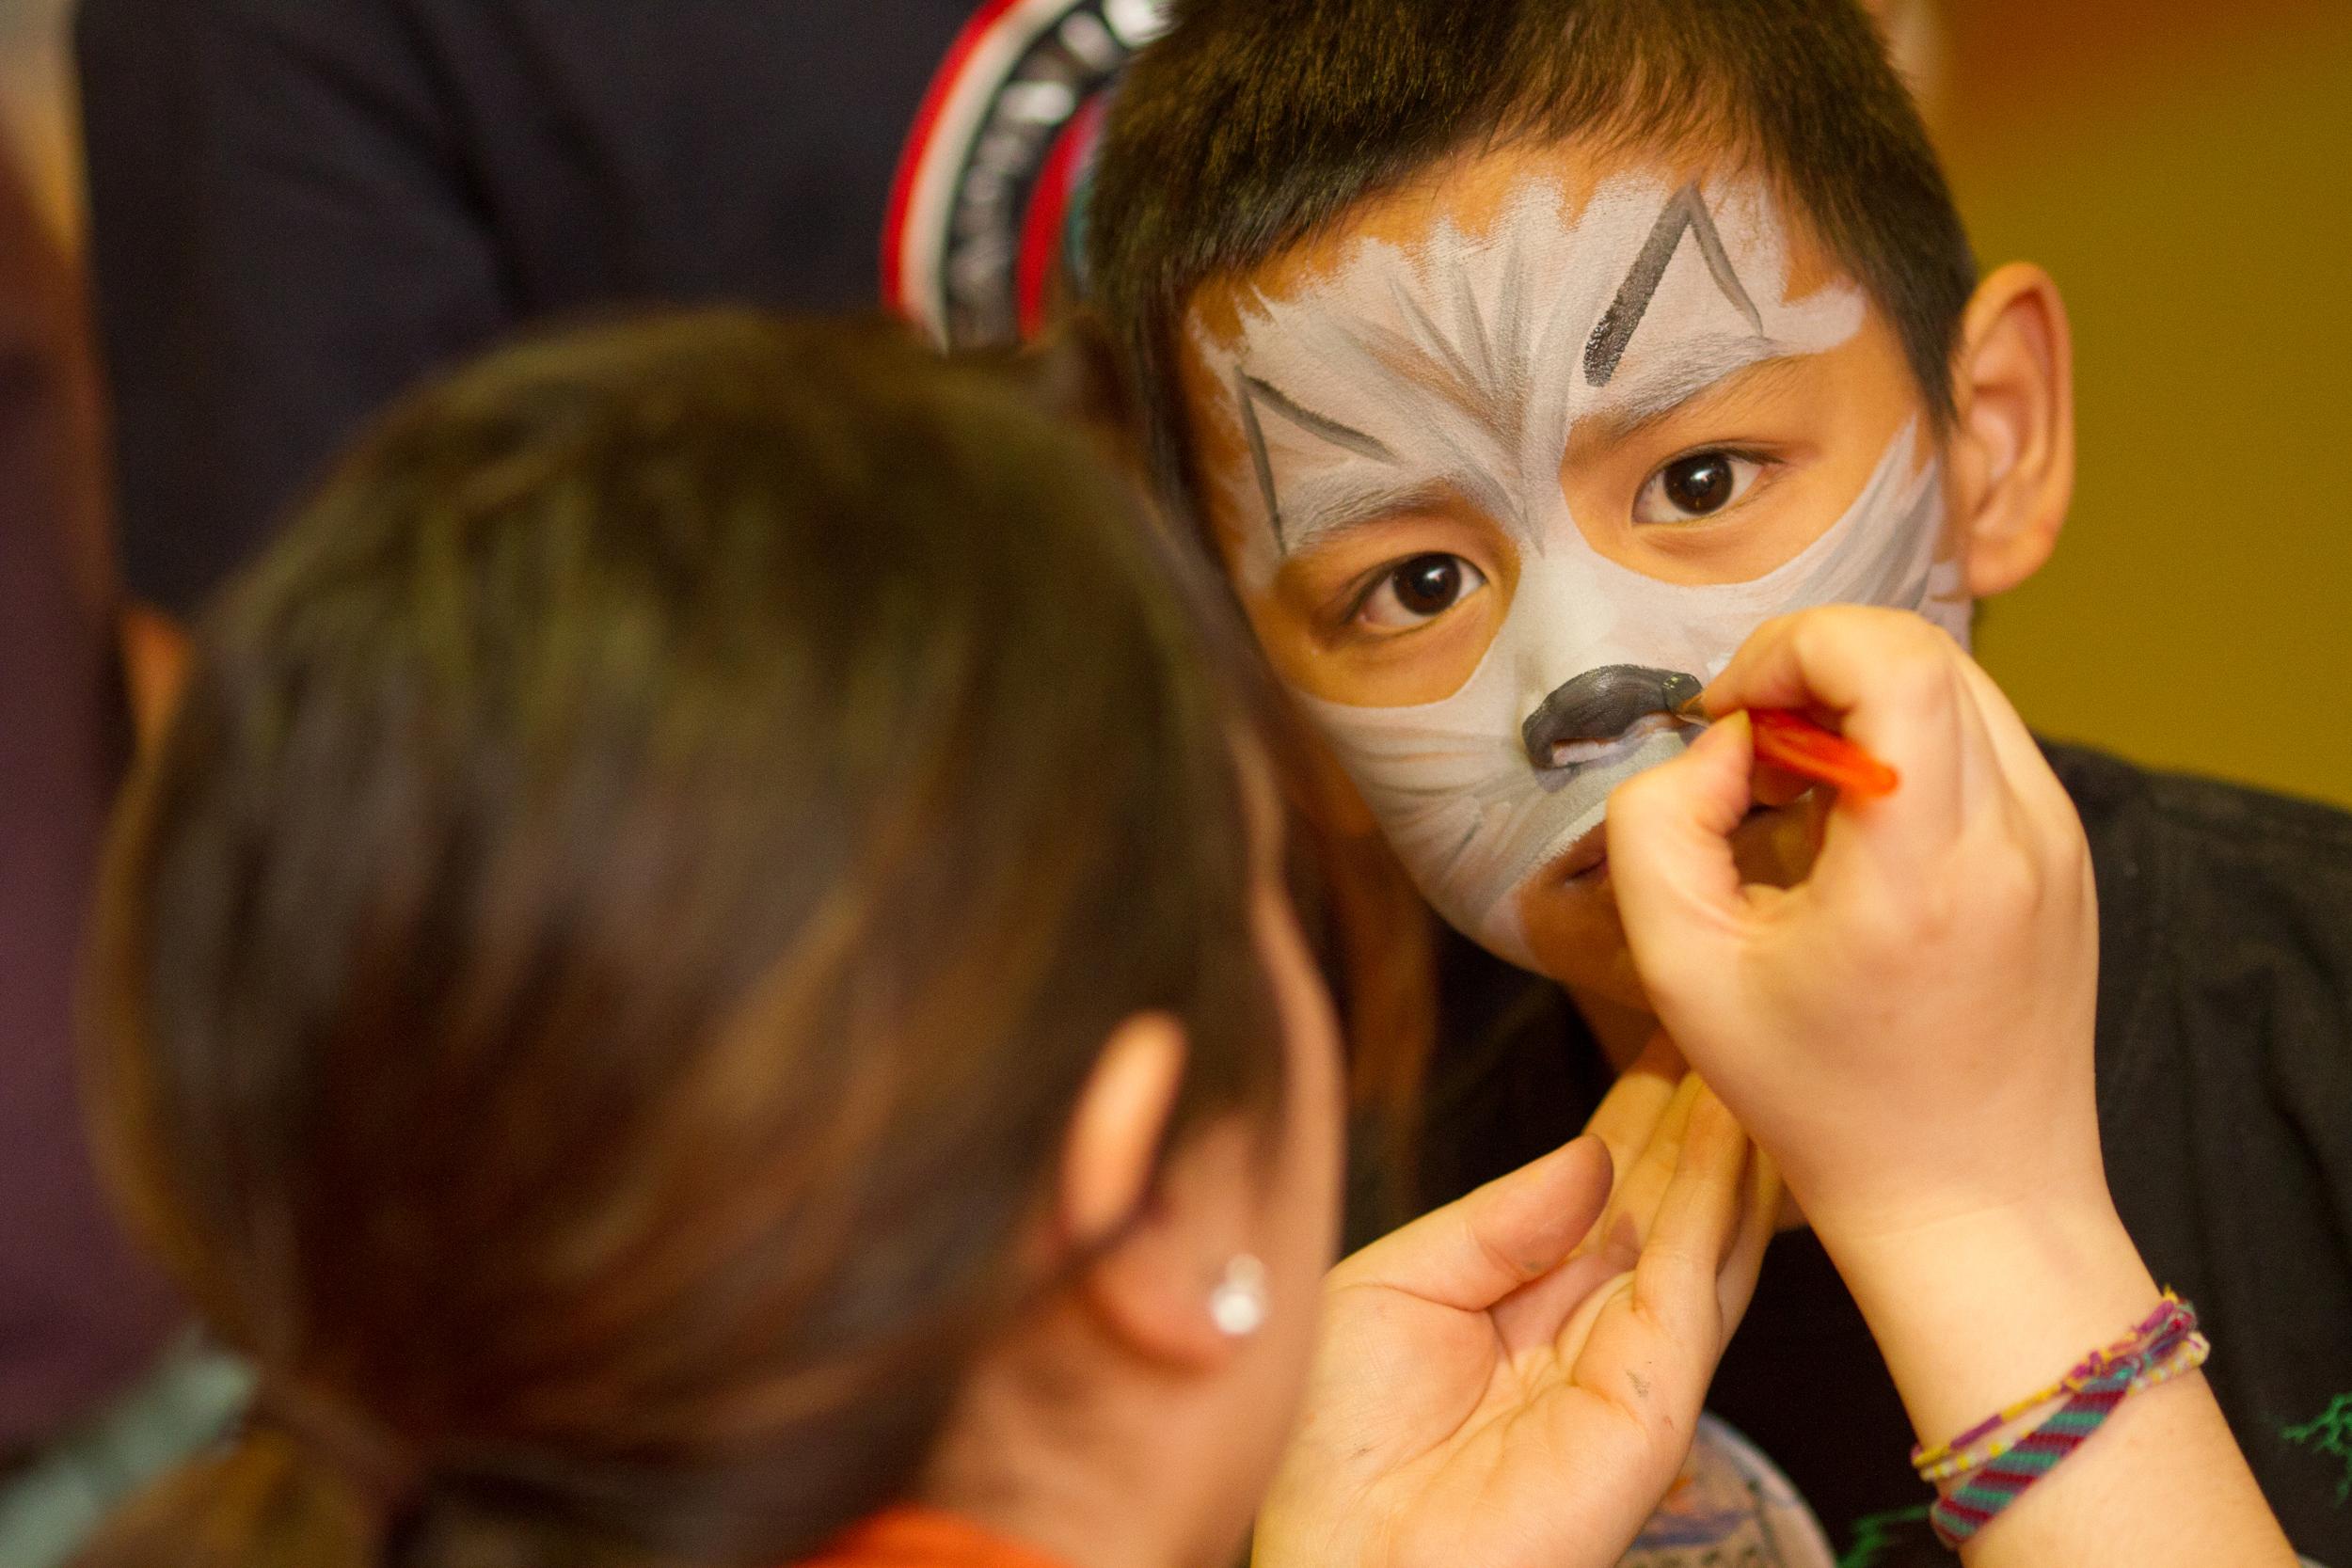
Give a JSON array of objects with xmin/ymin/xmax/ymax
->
[{"xmin": 1521, "ymin": 665, "xmax": 1703, "ymax": 770}]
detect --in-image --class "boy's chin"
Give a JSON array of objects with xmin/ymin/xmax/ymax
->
[{"xmin": 1512, "ymin": 793, "xmax": 1834, "ymax": 1012}]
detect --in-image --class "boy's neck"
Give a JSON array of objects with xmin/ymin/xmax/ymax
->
[{"xmin": 1565, "ymin": 988, "xmax": 1664, "ymax": 1073}]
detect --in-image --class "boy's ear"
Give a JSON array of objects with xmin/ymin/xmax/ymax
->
[
  {"xmin": 1058, "ymin": 1014, "xmax": 1249, "ymax": 1370},
  {"xmin": 1947, "ymin": 261, "xmax": 2076, "ymax": 597}
]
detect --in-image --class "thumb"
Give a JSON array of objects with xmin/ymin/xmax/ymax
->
[
  {"xmin": 1608, "ymin": 714, "xmax": 1757, "ymax": 995},
  {"xmin": 1334, "ymin": 1135, "xmax": 1613, "ymax": 1312}
]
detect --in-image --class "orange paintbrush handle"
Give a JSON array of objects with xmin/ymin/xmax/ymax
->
[{"xmin": 1747, "ymin": 707, "xmax": 1900, "ymax": 799}]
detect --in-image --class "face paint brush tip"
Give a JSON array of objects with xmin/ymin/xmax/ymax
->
[{"xmin": 1673, "ymin": 700, "xmax": 1899, "ymax": 799}]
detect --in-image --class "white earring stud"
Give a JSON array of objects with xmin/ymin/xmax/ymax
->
[{"xmin": 1208, "ymin": 1254, "xmax": 1269, "ymax": 1338}]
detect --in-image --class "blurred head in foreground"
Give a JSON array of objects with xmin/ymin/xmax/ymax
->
[{"xmin": 79, "ymin": 313, "xmax": 1353, "ymax": 1568}]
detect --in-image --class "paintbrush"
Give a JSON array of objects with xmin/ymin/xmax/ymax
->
[{"xmin": 1672, "ymin": 696, "xmax": 1900, "ymax": 800}]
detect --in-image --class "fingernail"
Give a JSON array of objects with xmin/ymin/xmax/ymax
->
[
  {"xmin": 1684, "ymin": 709, "xmax": 1749, "ymax": 761},
  {"xmin": 1563, "ymin": 1132, "xmax": 1614, "ymax": 1185}
]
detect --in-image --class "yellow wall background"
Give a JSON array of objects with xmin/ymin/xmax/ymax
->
[{"xmin": 1939, "ymin": 6, "xmax": 2352, "ymax": 808}]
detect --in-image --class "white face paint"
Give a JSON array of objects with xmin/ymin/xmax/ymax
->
[{"xmin": 1195, "ymin": 173, "xmax": 1971, "ymax": 966}]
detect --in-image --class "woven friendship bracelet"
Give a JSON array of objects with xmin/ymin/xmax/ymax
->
[
  {"xmin": 1917, "ymin": 1386, "xmax": 2071, "ymax": 1485},
  {"xmin": 1912, "ymin": 1291, "xmax": 2190, "ymax": 1481},
  {"xmin": 1929, "ymin": 1329, "xmax": 2209, "ymax": 1493},
  {"xmin": 1918, "ymin": 1330, "xmax": 2209, "ymax": 1483},
  {"xmin": 1928, "ymin": 1300, "xmax": 2209, "ymax": 1550}
]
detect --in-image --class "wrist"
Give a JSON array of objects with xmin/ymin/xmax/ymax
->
[{"xmin": 1818, "ymin": 1194, "xmax": 2160, "ymax": 1453}]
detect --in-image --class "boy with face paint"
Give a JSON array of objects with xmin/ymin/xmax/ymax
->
[
  {"xmin": 1192, "ymin": 168, "xmax": 1963, "ymax": 988},
  {"xmin": 1087, "ymin": 3, "xmax": 2352, "ymax": 1562}
]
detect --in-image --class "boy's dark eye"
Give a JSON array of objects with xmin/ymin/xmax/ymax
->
[
  {"xmin": 1396, "ymin": 556, "xmax": 1464, "ymax": 612},
  {"xmin": 1665, "ymin": 454, "xmax": 1734, "ymax": 512},
  {"xmin": 1356, "ymin": 553, "xmax": 1490, "ymax": 631},
  {"xmin": 1633, "ymin": 450, "xmax": 1765, "ymax": 525}
]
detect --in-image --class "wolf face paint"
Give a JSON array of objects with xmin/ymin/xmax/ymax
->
[{"xmin": 1190, "ymin": 172, "xmax": 1970, "ymax": 965}]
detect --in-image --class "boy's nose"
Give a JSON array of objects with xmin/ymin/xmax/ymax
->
[{"xmin": 1521, "ymin": 665, "xmax": 1704, "ymax": 770}]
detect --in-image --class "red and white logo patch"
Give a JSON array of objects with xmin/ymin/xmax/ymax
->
[{"xmin": 882, "ymin": 0, "xmax": 1168, "ymax": 349}]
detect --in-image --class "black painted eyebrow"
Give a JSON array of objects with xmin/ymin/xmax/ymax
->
[
  {"xmin": 1235, "ymin": 367, "xmax": 1287, "ymax": 547},
  {"xmin": 1582, "ymin": 183, "xmax": 1767, "ymax": 388},
  {"xmin": 1233, "ymin": 370, "xmax": 1399, "ymax": 551},
  {"xmin": 1243, "ymin": 374, "xmax": 1395, "ymax": 462}
]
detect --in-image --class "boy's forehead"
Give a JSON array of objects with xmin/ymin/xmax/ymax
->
[
  {"xmin": 1179, "ymin": 137, "xmax": 1863, "ymax": 578},
  {"xmin": 1185, "ymin": 137, "xmax": 1846, "ymax": 351}
]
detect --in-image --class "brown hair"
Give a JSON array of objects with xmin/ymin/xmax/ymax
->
[{"xmin": 78, "ymin": 312, "xmax": 1308, "ymax": 1568}]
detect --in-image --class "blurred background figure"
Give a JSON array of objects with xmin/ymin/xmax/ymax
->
[
  {"xmin": 0, "ymin": 0, "xmax": 75, "ymax": 229},
  {"xmin": 70, "ymin": 0, "xmax": 1078, "ymax": 634},
  {"xmin": 0, "ymin": 26, "xmax": 244, "ymax": 1566},
  {"xmin": 0, "ymin": 107, "xmax": 169, "ymax": 1471}
]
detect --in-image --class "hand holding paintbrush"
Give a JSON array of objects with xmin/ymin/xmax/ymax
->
[
  {"xmin": 1604, "ymin": 606, "xmax": 2296, "ymax": 1568},
  {"xmin": 1611, "ymin": 605, "xmax": 2085, "ymax": 1229}
]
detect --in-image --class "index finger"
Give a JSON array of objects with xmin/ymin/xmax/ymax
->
[
  {"xmin": 1580, "ymin": 1032, "xmax": 1683, "ymax": 1180},
  {"xmin": 1333, "ymin": 1135, "xmax": 1615, "ymax": 1312}
]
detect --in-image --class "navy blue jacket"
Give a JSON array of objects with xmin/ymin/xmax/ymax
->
[{"xmin": 78, "ymin": 0, "xmax": 976, "ymax": 615}]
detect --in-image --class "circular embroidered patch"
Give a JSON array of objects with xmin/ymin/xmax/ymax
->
[{"xmin": 882, "ymin": 0, "xmax": 1167, "ymax": 349}]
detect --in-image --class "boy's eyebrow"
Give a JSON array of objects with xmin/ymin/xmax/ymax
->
[
  {"xmin": 1276, "ymin": 476, "xmax": 1466, "ymax": 556},
  {"xmin": 1571, "ymin": 338, "xmax": 1808, "ymax": 452},
  {"xmin": 1233, "ymin": 368, "xmax": 1400, "ymax": 548}
]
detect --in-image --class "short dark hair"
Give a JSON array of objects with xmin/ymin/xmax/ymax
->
[{"xmin": 1088, "ymin": 0, "xmax": 1978, "ymax": 501}]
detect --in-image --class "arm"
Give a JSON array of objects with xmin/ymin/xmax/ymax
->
[
  {"xmin": 77, "ymin": 0, "xmax": 513, "ymax": 619},
  {"xmin": 1832, "ymin": 1204, "xmax": 2278, "ymax": 1566},
  {"xmin": 1608, "ymin": 606, "xmax": 2297, "ymax": 1568}
]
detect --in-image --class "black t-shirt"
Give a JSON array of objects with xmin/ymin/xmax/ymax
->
[
  {"xmin": 1365, "ymin": 744, "xmax": 2352, "ymax": 1567},
  {"xmin": 76, "ymin": 0, "xmax": 979, "ymax": 618}
]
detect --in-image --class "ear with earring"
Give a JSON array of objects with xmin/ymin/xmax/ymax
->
[{"xmin": 1208, "ymin": 1255, "xmax": 1268, "ymax": 1338}]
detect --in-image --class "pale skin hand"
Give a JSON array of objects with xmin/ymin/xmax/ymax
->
[
  {"xmin": 1254, "ymin": 1069, "xmax": 1776, "ymax": 1568},
  {"xmin": 1608, "ymin": 605, "xmax": 2297, "ymax": 1567},
  {"xmin": 1576, "ymin": 1035, "xmax": 1778, "ymax": 1338}
]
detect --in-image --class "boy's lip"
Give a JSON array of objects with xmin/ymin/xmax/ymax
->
[{"xmin": 1543, "ymin": 711, "xmax": 1686, "ymax": 774}]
